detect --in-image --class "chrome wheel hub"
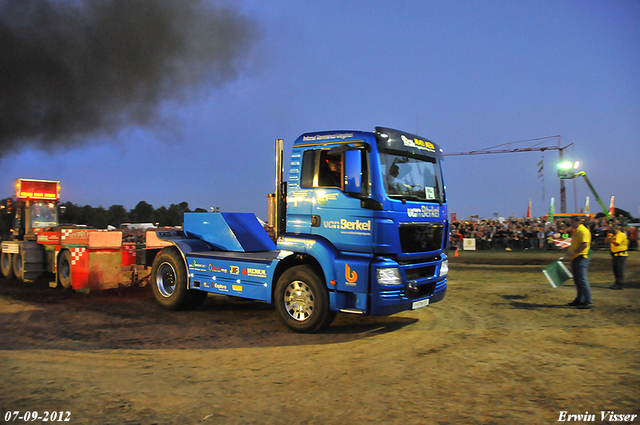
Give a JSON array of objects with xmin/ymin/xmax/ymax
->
[
  {"xmin": 156, "ymin": 262, "xmax": 176, "ymax": 297},
  {"xmin": 283, "ymin": 280, "xmax": 315, "ymax": 321}
]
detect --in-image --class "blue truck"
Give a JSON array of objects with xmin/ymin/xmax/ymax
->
[{"xmin": 149, "ymin": 127, "xmax": 449, "ymax": 333}]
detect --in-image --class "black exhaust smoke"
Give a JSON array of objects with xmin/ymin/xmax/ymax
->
[{"xmin": 0, "ymin": 0, "xmax": 259, "ymax": 157}]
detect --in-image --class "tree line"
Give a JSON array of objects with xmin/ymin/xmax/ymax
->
[
  {"xmin": 59, "ymin": 200, "xmax": 208, "ymax": 228},
  {"xmin": 0, "ymin": 199, "xmax": 206, "ymax": 236}
]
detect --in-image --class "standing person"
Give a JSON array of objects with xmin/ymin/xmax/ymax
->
[
  {"xmin": 567, "ymin": 216, "xmax": 593, "ymax": 309},
  {"xmin": 605, "ymin": 224, "xmax": 628, "ymax": 290}
]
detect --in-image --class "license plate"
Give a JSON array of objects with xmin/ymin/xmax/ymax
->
[
  {"xmin": 412, "ymin": 299, "xmax": 429, "ymax": 309},
  {"xmin": 2, "ymin": 243, "xmax": 19, "ymax": 254}
]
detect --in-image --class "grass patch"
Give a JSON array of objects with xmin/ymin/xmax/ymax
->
[{"xmin": 449, "ymin": 249, "xmax": 629, "ymax": 266}]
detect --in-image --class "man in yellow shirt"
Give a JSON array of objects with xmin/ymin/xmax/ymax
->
[
  {"xmin": 567, "ymin": 217, "xmax": 592, "ymax": 309},
  {"xmin": 605, "ymin": 224, "xmax": 628, "ymax": 290}
]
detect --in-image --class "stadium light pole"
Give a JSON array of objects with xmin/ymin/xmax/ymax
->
[{"xmin": 557, "ymin": 161, "xmax": 610, "ymax": 218}]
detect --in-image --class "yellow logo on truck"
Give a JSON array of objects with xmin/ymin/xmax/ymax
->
[
  {"xmin": 401, "ymin": 135, "xmax": 436, "ymax": 152},
  {"xmin": 345, "ymin": 264, "xmax": 358, "ymax": 284}
]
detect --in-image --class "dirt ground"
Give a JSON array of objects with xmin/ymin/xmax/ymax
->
[{"xmin": 1, "ymin": 250, "xmax": 638, "ymax": 424}]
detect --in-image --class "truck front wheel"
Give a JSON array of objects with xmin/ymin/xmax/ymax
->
[
  {"xmin": 151, "ymin": 249, "xmax": 205, "ymax": 310},
  {"xmin": 275, "ymin": 265, "xmax": 335, "ymax": 333},
  {"xmin": 1, "ymin": 252, "xmax": 15, "ymax": 279}
]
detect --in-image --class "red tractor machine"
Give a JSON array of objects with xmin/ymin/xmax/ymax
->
[{"xmin": 1, "ymin": 178, "xmax": 154, "ymax": 290}]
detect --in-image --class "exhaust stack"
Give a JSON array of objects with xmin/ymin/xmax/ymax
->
[{"xmin": 268, "ymin": 139, "xmax": 286, "ymax": 239}]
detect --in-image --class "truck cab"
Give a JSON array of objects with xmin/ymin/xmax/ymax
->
[
  {"xmin": 147, "ymin": 127, "xmax": 449, "ymax": 333},
  {"xmin": 1, "ymin": 179, "xmax": 61, "ymax": 280},
  {"xmin": 278, "ymin": 127, "xmax": 448, "ymax": 318},
  {"xmin": 11, "ymin": 179, "xmax": 60, "ymax": 240}
]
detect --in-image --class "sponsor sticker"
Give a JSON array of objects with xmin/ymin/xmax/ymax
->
[
  {"xmin": 316, "ymin": 191, "xmax": 339, "ymax": 206},
  {"xmin": 243, "ymin": 268, "xmax": 267, "ymax": 278},
  {"xmin": 189, "ymin": 259, "xmax": 207, "ymax": 272},
  {"xmin": 323, "ymin": 219, "xmax": 372, "ymax": 235},
  {"xmin": 407, "ymin": 205, "xmax": 440, "ymax": 218},
  {"xmin": 1, "ymin": 243, "xmax": 19, "ymax": 254},
  {"xmin": 401, "ymin": 135, "xmax": 436, "ymax": 152},
  {"xmin": 214, "ymin": 283, "xmax": 228, "ymax": 292},
  {"xmin": 302, "ymin": 133, "xmax": 354, "ymax": 142}
]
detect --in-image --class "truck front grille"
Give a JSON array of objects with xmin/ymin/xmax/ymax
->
[
  {"xmin": 399, "ymin": 223, "xmax": 444, "ymax": 253},
  {"xmin": 409, "ymin": 281, "xmax": 436, "ymax": 297},
  {"xmin": 405, "ymin": 265, "xmax": 436, "ymax": 281}
]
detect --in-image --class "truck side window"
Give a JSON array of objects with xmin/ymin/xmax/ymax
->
[
  {"xmin": 300, "ymin": 151, "xmax": 316, "ymax": 188},
  {"xmin": 300, "ymin": 150, "xmax": 343, "ymax": 189}
]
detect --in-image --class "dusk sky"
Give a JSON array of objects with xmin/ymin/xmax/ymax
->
[{"xmin": 1, "ymin": 0, "xmax": 638, "ymax": 221}]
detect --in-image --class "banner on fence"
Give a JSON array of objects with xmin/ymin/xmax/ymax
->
[{"xmin": 463, "ymin": 238, "xmax": 476, "ymax": 250}]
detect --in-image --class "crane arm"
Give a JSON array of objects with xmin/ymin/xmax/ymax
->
[{"xmin": 576, "ymin": 172, "xmax": 610, "ymax": 218}]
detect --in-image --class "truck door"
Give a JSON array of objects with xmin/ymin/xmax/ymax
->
[
  {"xmin": 309, "ymin": 147, "xmax": 374, "ymax": 254},
  {"xmin": 285, "ymin": 149, "xmax": 314, "ymax": 235}
]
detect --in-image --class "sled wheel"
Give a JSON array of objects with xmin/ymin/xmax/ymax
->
[
  {"xmin": 150, "ymin": 249, "xmax": 194, "ymax": 310},
  {"xmin": 58, "ymin": 250, "xmax": 72, "ymax": 289},
  {"xmin": 1, "ymin": 252, "xmax": 15, "ymax": 279},
  {"xmin": 275, "ymin": 265, "xmax": 335, "ymax": 333},
  {"xmin": 12, "ymin": 252, "xmax": 23, "ymax": 281}
]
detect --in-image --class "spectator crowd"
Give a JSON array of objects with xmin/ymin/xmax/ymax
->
[{"xmin": 449, "ymin": 216, "xmax": 638, "ymax": 252}]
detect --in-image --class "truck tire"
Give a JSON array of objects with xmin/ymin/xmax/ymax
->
[
  {"xmin": 275, "ymin": 265, "xmax": 335, "ymax": 333},
  {"xmin": 58, "ymin": 250, "xmax": 72, "ymax": 289},
  {"xmin": 1, "ymin": 252, "xmax": 15, "ymax": 279},
  {"xmin": 151, "ymin": 249, "xmax": 204, "ymax": 310},
  {"xmin": 12, "ymin": 252, "xmax": 23, "ymax": 281}
]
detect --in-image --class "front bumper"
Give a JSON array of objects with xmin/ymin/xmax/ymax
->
[{"xmin": 369, "ymin": 255, "xmax": 448, "ymax": 316}]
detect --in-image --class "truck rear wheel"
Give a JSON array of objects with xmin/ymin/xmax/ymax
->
[
  {"xmin": 151, "ymin": 249, "xmax": 205, "ymax": 310},
  {"xmin": 1, "ymin": 253, "xmax": 15, "ymax": 279},
  {"xmin": 275, "ymin": 265, "xmax": 335, "ymax": 333}
]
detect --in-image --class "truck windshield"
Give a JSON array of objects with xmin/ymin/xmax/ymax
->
[
  {"xmin": 380, "ymin": 153, "xmax": 445, "ymax": 202},
  {"xmin": 31, "ymin": 201, "xmax": 58, "ymax": 228}
]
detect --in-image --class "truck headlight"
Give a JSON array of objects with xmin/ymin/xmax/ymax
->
[
  {"xmin": 439, "ymin": 260, "xmax": 449, "ymax": 277},
  {"xmin": 377, "ymin": 268, "xmax": 401, "ymax": 286}
]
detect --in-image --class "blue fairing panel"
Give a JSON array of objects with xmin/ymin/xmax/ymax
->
[
  {"xmin": 186, "ymin": 251, "xmax": 280, "ymax": 302},
  {"xmin": 154, "ymin": 228, "xmax": 285, "ymax": 303},
  {"xmin": 183, "ymin": 212, "xmax": 276, "ymax": 252},
  {"xmin": 154, "ymin": 230, "xmax": 212, "ymax": 253}
]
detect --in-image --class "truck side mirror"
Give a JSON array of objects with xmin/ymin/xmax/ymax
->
[{"xmin": 344, "ymin": 150, "xmax": 364, "ymax": 195}]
